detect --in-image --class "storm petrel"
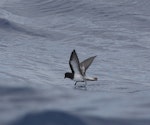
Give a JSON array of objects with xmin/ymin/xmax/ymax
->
[{"xmin": 64, "ymin": 50, "xmax": 97, "ymax": 86}]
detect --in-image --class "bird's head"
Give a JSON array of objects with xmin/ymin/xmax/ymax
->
[{"xmin": 64, "ymin": 72, "xmax": 73, "ymax": 79}]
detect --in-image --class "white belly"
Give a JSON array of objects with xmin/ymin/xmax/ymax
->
[{"xmin": 74, "ymin": 74, "xmax": 84, "ymax": 82}]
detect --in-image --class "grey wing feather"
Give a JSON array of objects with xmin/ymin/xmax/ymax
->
[
  {"xmin": 80, "ymin": 56, "xmax": 96, "ymax": 75},
  {"xmin": 69, "ymin": 50, "xmax": 82, "ymax": 75}
]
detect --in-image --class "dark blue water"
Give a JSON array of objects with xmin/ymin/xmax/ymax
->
[{"xmin": 0, "ymin": 0, "xmax": 150, "ymax": 125}]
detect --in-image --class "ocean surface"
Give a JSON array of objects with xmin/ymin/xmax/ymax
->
[{"xmin": 0, "ymin": 0, "xmax": 150, "ymax": 125}]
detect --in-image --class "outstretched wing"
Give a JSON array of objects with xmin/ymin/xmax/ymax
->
[
  {"xmin": 69, "ymin": 50, "xmax": 82, "ymax": 75},
  {"xmin": 80, "ymin": 56, "xmax": 96, "ymax": 75}
]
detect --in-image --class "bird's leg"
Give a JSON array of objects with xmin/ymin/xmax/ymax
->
[
  {"xmin": 84, "ymin": 80, "xmax": 87, "ymax": 87},
  {"xmin": 74, "ymin": 81, "xmax": 78, "ymax": 86}
]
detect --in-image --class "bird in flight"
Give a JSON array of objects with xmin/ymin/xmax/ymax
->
[{"xmin": 64, "ymin": 50, "xmax": 97, "ymax": 87}]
